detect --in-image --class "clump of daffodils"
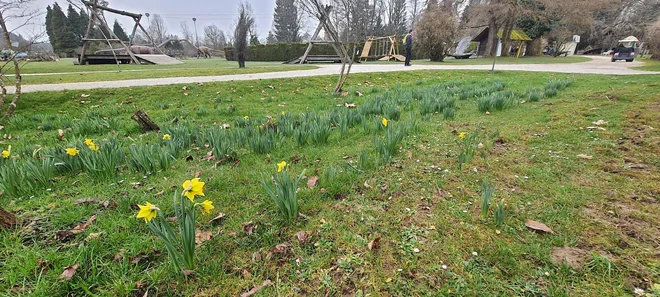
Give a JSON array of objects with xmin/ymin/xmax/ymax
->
[
  {"xmin": 136, "ymin": 177, "xmax": 214, "ymax": 274},
  {"xmin": 263, "ymin": 161, "xmax": 305, "ymax": 223},
  {"xmin": 84, "ymin": 139, "xmax": 99, "ymax": 152}
]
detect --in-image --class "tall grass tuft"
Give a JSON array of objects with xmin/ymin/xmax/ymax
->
[{"xmin": 481, "ymin": 180, "xmax": 496, "ymax": 219}]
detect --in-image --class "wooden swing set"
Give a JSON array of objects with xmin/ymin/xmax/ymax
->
[{"xmin": 360, "ymin": 35, "xmax": 405, "ymax": 62}]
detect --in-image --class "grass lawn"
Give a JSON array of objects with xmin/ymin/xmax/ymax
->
[
  {"xmin": 633, "ymin": 57, "xmax": 660, "ymax": 71},
  {"xmin": 1, "ymin": 70, "xmax": 659, "ymax": 296},
  {"xmin": 368, "ymin": 56, "xmax": 592, "ymax": 65},
  {"xmin": 10, "ymin": 59, "xmax": 315, "ymax": 85}
]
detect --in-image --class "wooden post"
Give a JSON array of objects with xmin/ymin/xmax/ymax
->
[
  {"xmin": 300, "ymin": 22, "xmax": 323, "ymax": 64},
  {"xmin": 131, "ymin": 109, "xmax": 160, "ymax": 132},
  {"xmin": 129, "ymin": 16, "xmax": 140, "ymax": 46},
  {"xmin": 88, "ymin": 7, "xmax": 141, "ymax": 64},
  {"xmin": 79, "ymin": 0, "xmax": 98, "ymax": 65}
]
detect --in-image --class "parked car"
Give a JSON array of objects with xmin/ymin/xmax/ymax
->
[{"xmin": 611, "ymin": 47, "xmax": 635, "ymax": 62}]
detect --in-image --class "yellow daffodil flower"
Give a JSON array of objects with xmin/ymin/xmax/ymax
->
[
  {"xmin": 281, "ymin": 111, "xmax": 285, "ymax": 116},
  {"xmin": 65, "ymin": 148, "xmax": 80, "ymax": 157},
  {"xmin": 1, "ymin": 145, "xmax": 10, "ymax": 159},
  {"xmin": 277, "ymin": 161, "xmax": 287, "ymax": 173},
  {"xmin": 163, "ymin": 134, "xmax": 171, "ymax": 140},
  {"xmin": 459, "ymin": 132, "xmax": 467, "ymax": 139},
  {"xmin": 244, "ymin": 116, "xmax": 249, "ymax": 121},
  {"xmin": 136, "ymin": 202, "xmax": 159, "ymax": 222},
  {"xmin": 182, "ymin": 178, "xmax": 205, "ymax": 201},
  {"xmin": 382, "ymin": 118, "xmax": 388, "ymax": 127},
  {"xmin": 85, "ymin": 139, "xmax": 99, "ymax": 151},
  {"xmin": 198, "ymin": 200, "xmax": 214, "ymax": 215}
]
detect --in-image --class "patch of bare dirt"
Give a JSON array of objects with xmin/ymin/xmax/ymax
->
[{"xmin": 551, "ymin": 247, "xmax": 590, "ymax": 270}]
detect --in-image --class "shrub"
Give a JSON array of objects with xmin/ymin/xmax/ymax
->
[
  {"xmin": 415, "ymin": 5, "xmax": 458, "ymax": 62},
  {"xmin": 646, "ymin": 19, "xmax": 660, "ymax": 60}
]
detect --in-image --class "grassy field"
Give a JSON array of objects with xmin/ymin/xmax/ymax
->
[
  {"xmin": 1, "ymin": 70, "xmax": 659, "ymax": 296},
  {"xmin": 11, "ymin": 59, "xmax": 315, "ymax": 85},
  {"xmin": 10, "ymin": 56, "xmax": 592, "ymax": 85},
  {"xmin": 633, "ymin": 57, "xmax": 660, "ymax": 71},
  {"xmin": 369, "ymin": 56, "xmax": 592, "ymax": 65}
]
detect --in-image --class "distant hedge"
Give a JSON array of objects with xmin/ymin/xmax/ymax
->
[{"xmin": 224, "ymin": 42, "xmax": 368, "ymax": 62}]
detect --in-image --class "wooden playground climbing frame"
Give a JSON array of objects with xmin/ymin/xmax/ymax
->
[{"xmin": 360, "ymin": 35, "xmax": 405, "ymax": 62}]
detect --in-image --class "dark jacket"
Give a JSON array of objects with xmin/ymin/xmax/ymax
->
[{"xmin": 404, "ymin": 34, "xmax": 413, "ymax": 49}]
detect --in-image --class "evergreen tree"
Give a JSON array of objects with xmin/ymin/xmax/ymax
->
[
  {"xmin": 51, "ymin": 3, "xmax": 78, "ymax": 56},
  {"xmin": 45, "ymin": 6, "xmax": 55, "ymax": 46},
  {"xmin": 113, "ymin": 20, "xmax": 129, "ymax": 41},
  {"xmin": 250, "ymin": 34, "xmax": 260, "ymax": 45},
  {"xmin": 266, "ymin": 31, "xmax": 277, "ymax": 44},
  {"xmin": 66, "ymin": 4, "xmax": 82, "ymax": 45},
  {"xmin": 271, "ymin": 0, "xmax": 300, "ymax": 43},
  {"xmin": 78, "ymin": 9, "xmax": 90, "ymax": 36}
]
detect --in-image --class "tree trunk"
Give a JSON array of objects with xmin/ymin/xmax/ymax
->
[
  {"xmin": 485, "ymin": 16, "xmax": 498, "ymax": 57},
  {"xmin": 0, "ymin": 205, "xmax": 18, "ymax": 229},
  {"xmin": 131, "ymin": 109, "xmax": 160, "ymax": 132},
  {"xmin": 526, "ymin": 39, "xmax": 542, "ymax": 56},
  {"xmin": 238, "ymin": 53, "xmax": 245, "ymax": 68},
  {"xmin": 500, "ymin": 18, "xmax": 514, "ymax": 57},
  {"xmin": 0, "ymin": 10, "xmax": 22, "ymax": 120}
]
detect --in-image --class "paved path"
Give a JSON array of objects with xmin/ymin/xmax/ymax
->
[{"xmin": 12, "ymin": 56, "xmax": 658, "ymax": 93}]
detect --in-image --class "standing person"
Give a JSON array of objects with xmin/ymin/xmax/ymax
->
[{"xmin": 404, "ymin": 30, "xmax": 414, "ymax": 66}]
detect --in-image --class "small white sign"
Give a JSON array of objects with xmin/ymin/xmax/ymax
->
[{"xmin": 572, "ymin": 35, "xmax": 581, "ymax": 43}]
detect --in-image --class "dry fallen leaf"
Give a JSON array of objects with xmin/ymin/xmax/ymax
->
[
  {"xmin": 57, "ymin": 129, "xmax": 65, "ymax": 141},
  {"xmin": 240, "ymin": 280, "xmax": 273, "ymax": 297},
  {"xmin": 195, "ymin": 230, "xmax": 213, "ymax": 245},
  {"xmin": 153, "ymin": 191, "xmax": 165, "ymax": 197},
  {"xmin": 577, "ymin": 154, "xmax": 593, "ymax": 160},
  {"xmin": 85, "ymin": 232, "xmax": 103, "ymax": 242},
  {"xmin": 592, "ymin": 120, "xmax": 608, "ymax": 126},
  {"xmin": 209, "ymin": 213, "xmax": 226, "ymax": 224},
  {"xmin": 80, "ymin": 94, "xmax": 90, "ymax": 98},
  {"xmin": 100, "ymin": 200, "xmax": 118, "ymax": 209},
  {"xmin": 114, "ymin": 249, "xmax": 127, "ymax": 262},
  {"xmin": 307, "ymin": 176, "xmax": 319, "ymax": 189},
  {"xmin": 344, "ymin": 103, "xmax": 357, "ymax": 108},
  {"xmin": 525, "ymin": 220, "xmax": 554, "ymax": 234},
  {"xmin": 408, "ymin": 150, "xmax": 413, "ymax": 160},
  {"xmin": 368, "ymin": 237, "xmax": 381, "ymax": 251},
  {"xmin": 60, "ymin": 264, "xmax": 79, "ymax": 281},
  {"xmin": 364, "ymin": 180, "xmax": 373, "ymax": 189},
  {"xmin": 243, "ymin": 221, "xmax": 256, "ymax": 235},
  {"xmin": 73, "ymin": 198, "xmax": 100, "ymax": 205},
  {"xmin": 296, "ymin": 231, "xmax": 312, "ymax": 244},
  {"xmin": 271, "ymin": 243, "xmax": 290, "ymax": 254}
]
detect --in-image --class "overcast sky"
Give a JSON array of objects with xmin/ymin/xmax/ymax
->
[{"xmin": 23, "ymin": 0, "xmax": 303, "ymax": 43}]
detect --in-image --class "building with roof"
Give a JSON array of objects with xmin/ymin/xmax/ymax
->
[{"xmin": 471, "ymin": 27, "xmax": 532, "ymax": 57}]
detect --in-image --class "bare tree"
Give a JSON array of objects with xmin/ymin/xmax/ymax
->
[
  {"xmin": 408, "ymin": 0, "xmax": 423, "ymax": 28},
  {"xmin": 387, "ymin": 0, "xmax": 408, "ymax": 36},
  {"xmin": 300, "ymin": 0, "xmax": 355, "ymax": 93},
  {"xmin": 0, "ymin": 0, "xmax": 42, "ymax": 122},
  {"xmin": 180, "ymin": 21, "xmax": 194, "ymax": 43},
  {"xmin": 233, "ymin": 2, "xmax": 255, "ymax": 68},
  {"xmin": 148, "ymin": 14, "xmax": 168, "ymax": 44},
  {"xmin": 203, "ymin": 24, "xmax": 226, "ymax": 49},
  {"xmin": 0, "ymin": 0, "xmax": 42, "ymax": 227}
]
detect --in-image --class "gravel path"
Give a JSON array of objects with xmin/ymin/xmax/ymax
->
[{"xmin": 11, "ymin": 56, "xmax": 658, "ymax": 93}]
